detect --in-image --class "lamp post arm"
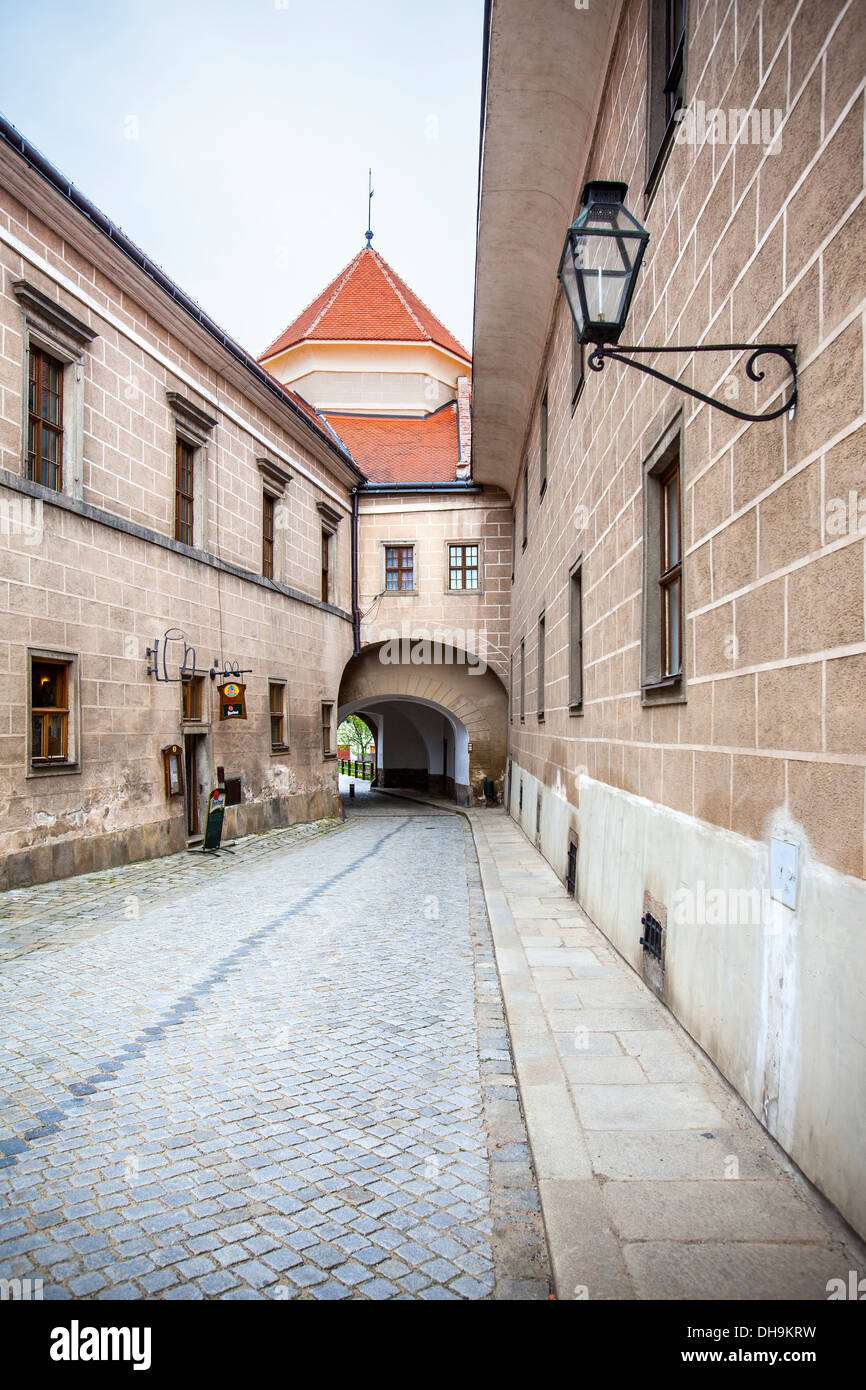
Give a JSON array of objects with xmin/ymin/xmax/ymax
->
[{"xmin": 587, "ymin": 342, "xmax": 797, "ymax": 423}]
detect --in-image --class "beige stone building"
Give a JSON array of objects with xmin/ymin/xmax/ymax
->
[
  {"xmin": 474, "ymin": 0, "xmax": 866, "ymax": 1238},
  {"xmin": 0, "ymin": 121, "xmax": 363, "ymax": 886}
]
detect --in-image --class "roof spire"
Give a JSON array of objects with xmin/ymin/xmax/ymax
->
[{"xmin": 365, "ymin": 168, "xmax": 374, "ymax": 246}]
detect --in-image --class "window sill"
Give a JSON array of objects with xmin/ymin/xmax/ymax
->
[
  {"xmin": 323, "ymin": 752, "xmax": 337, "ymax": 761},
  {"xmin": 270, "ymin": 745, "xmax": 290, "ymax": 755},
  {"xmin": 568, "ymin": 702, "xmax": 584, "ymax": 716},
  {"xmin": 381, "ymin": 589, "xmax": 418, "ymax": 597},
  {"xmin": 27, "ymin": 761, "xmax": 80, "ymax": 778},
  {"xmin": 640, "ymin": 674, "xmax": 686, "ymax": 706},
  {"xmin": 539, "ymin": 479, "xmax": 547, "ymax": 500},
  {"xmin": 444, "ymin": 587, "xmax": 483, "ymax": 596},
  {"xmin": 537, "ymin": 714, "xmax": 545, "ymax": 724}
]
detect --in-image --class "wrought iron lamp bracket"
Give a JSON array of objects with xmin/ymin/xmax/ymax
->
[{"xmin": 587, "ymin": 342, "xmax": 797, "ymax": 423}]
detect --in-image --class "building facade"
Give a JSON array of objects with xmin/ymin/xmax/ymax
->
[
  {"xmin": 0, "ymin": 122, "xmax": 363, "ymax": 888},
  {"xmin": 474, "ymin": 0, "xmax": 866, "ymax": 1238},
  {"xmin": 260, "ymin": 243, "xmax": 511, "ymax": 804}
]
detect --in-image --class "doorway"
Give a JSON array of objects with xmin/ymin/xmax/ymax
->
[{"xmin": 183, "ymin": 732, "xmax": 208, "ymax": 840}]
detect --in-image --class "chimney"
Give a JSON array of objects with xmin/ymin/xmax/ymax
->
[{"xmin": 456, "ymin": 375, "xmax": 472, "ymax": 480}]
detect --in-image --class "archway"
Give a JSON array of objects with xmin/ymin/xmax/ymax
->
[{"xmin": 338, "ymin": 642, "xmax": 507, "ymax": 804}]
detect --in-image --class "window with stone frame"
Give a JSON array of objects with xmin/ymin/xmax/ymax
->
[
  {"xmin": 321, "ymin": 701, "xmax": 335, "ymax": 757},
  {"xmin": 569, "ymin": 562, "xmax": 584, "ymax": 712},
  {"xmin": 571, "ymin": 322, "xmax": 585, "ymax": 410},
  {"xmin": 522, "ymin": 464, "xmax": 529, "ymax": 549},
  {"xmin": 262, "ymin": 492, "xmax": 276, "ymax": 580},
  {"xmin": 174, "ymin": 438, "xmax": 195, "ymax": 546},
  {"xmin": 27, "ymin": 346, "xmax": 64, "ymax": 491},
  {"xmin": 385, "ymin": 545, "xmax": 414, "ymax": 591},
  {"xmin": 15, "ymin": 279, "xmax": 97, "ymax": 501},
  {"xmin": 448, "ymin": 543, "xmax": 480, "ymax": 591},
  {"xmin": 641, "ymin": 418, "xmax": 685, "ymax": 703},
  {"xmin": 539, "ymin": 386, "xmax": 548, "ymax": 497},
  {"xmin": 270, "ymin": 682, "xmax": 288, "ymax": 750},
  {"xmin": 29, "ymin": 650, "xmax": 78, "ymax": 771},
  {"xmin": 519, "ymin": 637, "xmax": 526, "ymax": 724},
  {"xmin": 537, "ymin": 612, "xmax": 546, "ymax": 721},
  {"xmin": 646, "ymin": 0, "xmax": 688, "ymax": 197},
  {"xmin": 181, "ymin": 674, "xmax": 204, "ymax": 722}
]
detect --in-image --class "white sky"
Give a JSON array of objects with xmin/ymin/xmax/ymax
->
[{"xmin": 0, "ymin": 0, "xmax": 484, "ymax": 356}]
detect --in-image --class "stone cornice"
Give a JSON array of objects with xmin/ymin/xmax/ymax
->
[{"xmin": 12, "ymin": 278, "xmax": 98, "ymax": 349}]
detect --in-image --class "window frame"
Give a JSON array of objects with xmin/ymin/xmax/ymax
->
[
  {"xmin": 446, "ymin": 541, "xmax": 482, "ymax": 593},
  {"xmin": 262, "ymin": 491, "xmax": 276, "ymax": 580},
  {"xmin": 27, "ymin": 345, "xmax": 64, "ymax": 492},
  {"xmin": 321, "ymin": 701, "xmax": 335, "ymax": 758},
  {"xmin": 15, "ymin": 280, "xmax": 95, "ymax": 502},
  {"xmin": 569, "ymin": 560, "xmax": 584, "ymax": 714},
  {"xmin": 539, "ymin": 385, "xmax": 548, "ymax": 498},
  {"xmin": 174, "ymin": 437, "xmax": 195, "ymax": 547},
  {"xmin": 269, "ymin": 681, "xmax": 289, "ymax": 751},
  {"xmin": 382, "ymin": 543, "xmax": 416, "ymax": 594},
  {"xmin": 181, "ymin": 673, "xmax": 205, "ymax": 723},
  {"xmin": 27, "ymin": 648, "xmax": 80, "ymax": 776},
  {"xmin": 537, "ymin": 612, "xmax": 546, "ymax": 722},
  {"xmin": 519, "ymin": 637, "xmax": 526, "ymax": 725},
  {"xmin": 645, "ymin": 0, "xmax": 689, "ymax": 201},
  {"xmin": 571, "ymin": 323, "xmax": 586, "ymax": 412},
  {"xmin": 641, "ymin": 415, "xmax": 686, "ymax": 705},
  {"xmin": 522, "ymin": 464, "xmax": 529, "ymax": 550}
]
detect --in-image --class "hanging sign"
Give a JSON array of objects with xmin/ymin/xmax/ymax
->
[
  {"xmin": 218, "ymin": 681, "xmax": 247, "ymax": 721},
  {"xmin": 202, "ymin": 788, "xmax": 226, "ymax": 851}
]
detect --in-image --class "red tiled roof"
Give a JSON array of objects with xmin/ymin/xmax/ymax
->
[
  {"xmin": 259, "ymin": 246, "xmax": 471, "ymax": 364},
  {"xmin": 323, "ymin": 405, "xmax": 459, "ymax": 484}
]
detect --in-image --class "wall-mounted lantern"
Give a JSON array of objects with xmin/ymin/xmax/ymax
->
[{"xmin": 558, "ymin": 181, "xmax": 797, "ymax": 423}]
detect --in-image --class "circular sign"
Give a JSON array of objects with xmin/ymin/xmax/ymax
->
[{"xmin": 223, "ymin": 683, "xmax": 240, "ymax": 697}]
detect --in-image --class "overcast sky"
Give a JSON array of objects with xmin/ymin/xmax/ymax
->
[{"xmin": 0, "ymin": 0, "xmax": 484, "ymax": 356}]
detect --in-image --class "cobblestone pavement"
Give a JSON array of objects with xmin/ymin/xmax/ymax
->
[{"xmin": 0, "ymin": 795, "xmax": 549, "ymax": 1299}]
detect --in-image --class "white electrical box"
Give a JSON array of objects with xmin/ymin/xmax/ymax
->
[{"xmin": 770, "ymin": 838, "xmax": 799, "ymax": 910}]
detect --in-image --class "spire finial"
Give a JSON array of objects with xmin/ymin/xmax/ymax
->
[{"xmin": 365, "ymin": 168, "xmax": 374, "ymax": 245}]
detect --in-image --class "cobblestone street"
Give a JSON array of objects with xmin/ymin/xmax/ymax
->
[{"xmin": 0, "ymin": 795, "xmax": 549, "ymax": 1300}]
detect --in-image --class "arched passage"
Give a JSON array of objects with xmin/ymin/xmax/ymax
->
[{"xmin": 338, "ymin": 642, "xmax": 507, "ymax": 804}]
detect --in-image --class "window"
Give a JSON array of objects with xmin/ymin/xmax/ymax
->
[
  {"xmin": 321, "ymin": 702, "xmax": 334, "ymax": 757},
  {"xmin": 659, "ymin": 460, "xmax": 682, "ymax": 679},
  {"xmin": 569, "ymin": 563, "xmax": 584, "ymax": 712},
  {"xmin": 27, "ymin": 347, "xmax": 64, "ymax": 491},
  {"xmin": 511, "ymin": 510, "xmax": 516, "ymax": 582},
  {"xmin": 519, "ymin": 638, "xmax": 526, "ymax": 724},
  {"xmin": 646, "ymin": 0, "xmax": 688, "ymax": 195},
  {"xmin": 31, "ymin": 657, "xmax": 69, "ymax": 763},
  {"xmin": 385, "ymin": 545, "xmax": 414, "ymax": 591},
  {"xmin": 270, "ymin": 682, "xmax": 287, "ymax": 749},
  {"xmin": 572, "ymin": 324, "xmax": 585, "ymax": 409},
  {"xmin": 262, "ymin": 493, "xmax": 275, "ymax": 579},
  {"xmin": 537, "ymin": 613, "xmax": 546, "ymax": 721},
  {"xmin": 509, "ymin": 652, "xmax": 514, "ymax": 724},
  {"xmin": 175, "ymin": 439, "xmax": 195, "ymax": 546},
  {"xmin": 321, "ymin": 528, "xmax": 332, "ymax": 602},
  {"xmin": 448, "ymin": 543, "xmax": 480, "ymax": 591},
  {"xmin": 182, "ymin": 674, "xmax": 204, "ymax": 722},
  {"xmin": 522, "ymin": 466, "xmax": 529, "ymax": 549},
  {"xmin": 539, "ymin": 387, "xmax": 548, "ymax": 496},
  {"xmin": 641, "ymin": 418, "xmax": 685, "ymax": 702}
]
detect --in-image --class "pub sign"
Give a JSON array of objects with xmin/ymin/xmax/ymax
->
[{"xmin": 218, "ymin": 681, "xmax": 247, "ymax": 721}]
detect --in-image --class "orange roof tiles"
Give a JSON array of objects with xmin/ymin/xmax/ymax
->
[
  {"xmin": 259, "ymin": 246, "xmax": 471, "ymax": 364},
  {"xmin": 323, "ymin": 405, "xmax": 460, "ymax": 484}
]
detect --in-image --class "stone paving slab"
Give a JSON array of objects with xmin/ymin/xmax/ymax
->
[
  {"xmin": 0, "ymin": 798, "xmax": 550, "ymax": 1299},
  {"xmin": 372, "ymin": 789, "xmax": 866, "ymax": 1301}
]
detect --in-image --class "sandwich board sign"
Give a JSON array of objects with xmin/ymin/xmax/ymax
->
[{"xmin": 202, "ymin": 788, "xmax": 226, "ymax": 852}]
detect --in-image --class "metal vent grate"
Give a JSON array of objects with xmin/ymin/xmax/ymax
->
[
  {"xmin": 640, "ymin": 910, "xmax": 663, "ymax": 961},
  {"xmin": 566, "ymin": 842, "xmax": 577, "ymax": 896}
]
